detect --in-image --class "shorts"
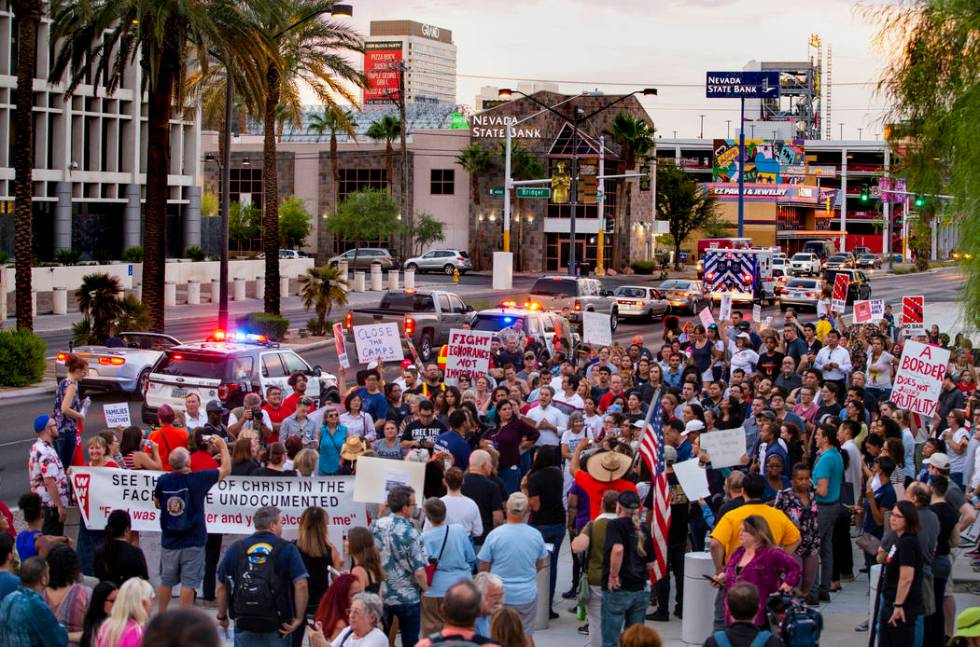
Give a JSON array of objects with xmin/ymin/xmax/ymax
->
[
  {"xmin": 159, "ymin": 545, "xmax": 206, "ymax": 589},
  {"xmin": 508, "ymin": 600, "xmax": 538, "ymax": 636}
]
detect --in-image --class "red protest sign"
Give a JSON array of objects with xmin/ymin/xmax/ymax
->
[
  {"xmin": 902, "ymin": 296, "xmax": 924, "ymax": 333},
  {"xmin": 831, "ymin": 273, "xmax": 849, "ymax": 314},
  {"xmin": 853, "ymin": 300, "xmax": 872, "ymax": 324}
]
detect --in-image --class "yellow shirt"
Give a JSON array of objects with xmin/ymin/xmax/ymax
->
[
  {"xmin": 710, "ymin": 502, "xmax": 802, "ymax": 560},
  {"xmin": 815, "ymin": 319, "xmax": 832, "ymax": 344}
]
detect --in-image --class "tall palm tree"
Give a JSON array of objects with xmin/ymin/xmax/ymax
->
[
  {"xmin": 605, "ymin": 112, "xmax": 655, "ymax": 271},
  {"xmin": 50, "ymin": 0, "xmax": 271, "ymax": 332},
  {"xmin": 10, "ymin": 0, "xmax": 44, "ymax": 331},
  {"xmin": 307, "ymin": 106, "xmax": 357, "ymax": 209},
  {"xmin": 298, "ymin": 265, "xmax": 348, "ymax": 335},
  {"xmin": 366, "ymin": 115, "xmax": 402, "ymax": 194},
  {"xmin": 456, "ymin": 144, "xmax": 492, "ymax": 206}
]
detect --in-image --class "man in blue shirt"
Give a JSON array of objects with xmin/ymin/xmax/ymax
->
[
  {"xmin": 811, "ymin": 425, "xmax": 844, "ymax": 602},
  {"xmin": 436, "ymin": 410, "xmax": 473, "ymax": 469},
  {"xmin": 663, "ymin": 353, "xmax": 684, "ymax": 389},
  {"xmin": 217, "ymin": 506, "xmax": 309, "ymax": 644},
  {"xmin": 153, "ymin": 438, "xmax": 231, "ymax": 612},
  {"xmin": 0, "ymin": 557, "xmax": 68, "ymax": 647},
  {"xmin": 355, "ymin": 369, "xmax": 388, "ymax": 428}
]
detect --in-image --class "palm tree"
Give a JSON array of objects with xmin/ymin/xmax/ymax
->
[
  {"xmin": 298, "ymin": 265, "xmax": 348, "ymax": 335},
  {"xmin": 456, "ymin": 144, "xmax": 492, "ymax": 206},
  {"xmin": 50, "ymin": 0, "xmax": 271, "ymax": 332},
  {"xmin": 366, "ymin": 115, "xmax": 402, "ymax": 194},
  {"xmin": 76, "ymin": 273, "xmax": 124, "ymax": 344},
  {"xmin": 605, "ymin": 112, "xmax": 655, "ymax": 271},
  {"xmin": 307, "ymin": 106, "xmax": 358, "ymax": 209},
  {"xmin": 10, "ymin": 0, "xmax": 44, "ymax": 331}
]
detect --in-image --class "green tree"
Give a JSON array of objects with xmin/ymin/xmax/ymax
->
[
  {"xmin": 307, "ymin": 106, "xmax": 358, "ymax": 208},
  {"xmin": 200, "ymin": 191, "xmax": 219, "ymax": 217},
  {"xmin": 76, "ymin": 273, "xmax": 124, "ymax": 344},
  {"xmin": 50, "ymin": 0, "xmax": 271, "ymax": 332},
  {"xmin": 278, "ymin": 195, "xmax": 312, "ymax": 248},
  {"xmin": 366, "ymin": 116, "xmax": 402, "ymax": 193},
  {"xmin": 497, "ymin": 142, "xmax": 545, "ymax": 270},
  {"xmin": 656, "ymin": 164, "xmax": 722, "ymax": 269},
  {"xmin": 325, "ymin": 189, "xmax": 402, "ymax": 268},
  {"xmin": 867, "ymin": 0, "xmax": 979, "ymax": 319},
  {"xmin": 298, "ymin": 265, "xmax": 348, "ymax": 335},
  {"xmin": 408, "ymin": 213, "xmax": 446, "ymax": 256},
  {"xmin": 605, "ymin": 112, "xmax": 655, "ymax": 271},
  {"xmin": 456, "ymin": 144, "xmax": 492, "ymax": 206},
  {"xmin": 229, "ymin": 202, "xmax": 262, "ymax": 253}
]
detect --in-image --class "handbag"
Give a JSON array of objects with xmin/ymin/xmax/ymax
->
[
  {"xmin": 424, "ymin": 527, "xmax": 450, "ymax": 586},
  {"xmin": 855, "ymin": 532, "xmax": 881, "ymax": 556}
]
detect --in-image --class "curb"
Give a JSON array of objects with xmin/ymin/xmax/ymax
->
[
  {"xmin": 0, "ymin": 382, "xmax": 58, "ymax": 401},
  {"xmin": 280, "ymin": 338, "xmax": 333, "ymax": 352}
]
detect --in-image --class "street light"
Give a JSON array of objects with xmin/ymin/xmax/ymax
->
[
  {"xmin": 725, "ymin": 120, "xmax": 732, "ymax": 138},
  {"xmin": 331, "ymin": 4, "xmax": 353, "ymax": 17}
]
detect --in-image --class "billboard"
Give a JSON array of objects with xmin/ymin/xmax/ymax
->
[
  {"xmin": 712, "ymin": 139, "xmax": 806, "ymax": 184},
  {"xmin": 706, "ymin": 71, "xmax": 781, "ymax": 98},
  {"xmin": 363, "ymin": 41, "xmax": 402, "ymax": 105}
]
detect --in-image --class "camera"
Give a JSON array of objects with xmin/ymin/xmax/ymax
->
[{"xmin": 252, "ymin": 407, "xmax": 263, "ymax": 421}]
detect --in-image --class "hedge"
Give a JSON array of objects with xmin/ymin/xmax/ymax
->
[
  {"xmin": 0, "ymin": 329, "xmax": 47, "ymax": 386},
  {"xmin": 237, "ymin": 312, "xmax": 290, "ymax": 341},
  {"xmin": 630, "ymin": 260, "xmax": 657, "ymax": 275}
]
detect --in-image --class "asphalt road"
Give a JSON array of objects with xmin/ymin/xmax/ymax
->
[{"xmin": 1, "ymin": 267, "xmax": 965, "ymax": 503}]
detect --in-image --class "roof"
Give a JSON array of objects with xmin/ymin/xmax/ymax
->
[
  {"xmin": 264, "ymin": 102, "xmax": 465, "ymax": 143},
  {"xmin": 475, "ymin": 308, "xmax": 542, "ymax": 317}
]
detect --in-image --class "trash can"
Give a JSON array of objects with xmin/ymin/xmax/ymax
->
[
  {"xmin": 682, "ymin": 552, "xmax": 717, "ymax": 645},
  {"xmin": 577, "ymin": 262, "xmax": 591, "ymax": 277},
  {"xmin": 534, "ymin": 543, "xmax": 554, "ymax": 631}
]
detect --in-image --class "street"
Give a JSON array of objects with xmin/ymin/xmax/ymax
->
[{"xmin": 0, "ymin": 267, "xmax": 965, "ymax": 503}]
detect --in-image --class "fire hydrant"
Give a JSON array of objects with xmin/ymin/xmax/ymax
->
[{"xmin": 452, "ymin": 268, "xmax": 460, "ymax": 284}]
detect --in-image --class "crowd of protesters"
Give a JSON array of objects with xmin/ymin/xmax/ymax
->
[{"xmin": 1, "ymin": 300, "xmax": 980, "ymax": 647}]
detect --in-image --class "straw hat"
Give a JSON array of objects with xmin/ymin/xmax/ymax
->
[
  {"xmin": 340, "ymin": 437, "xmax": 368, "ymax": 462},
  {"xmin": 586, "ymin": 450, "xmax": 633, "ymax": 483}
]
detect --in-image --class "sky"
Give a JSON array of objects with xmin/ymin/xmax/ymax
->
[{"xmin": 338, "ymin": 0, "xmax": 899, "ymax": 141}]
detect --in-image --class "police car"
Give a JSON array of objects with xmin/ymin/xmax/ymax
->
[
  {"xmin": 141, "ymin": 330, "xmax": 337, "ymax": 424},
  {"xmin": 470, "ymin": 303, "xmax": 577, "ymax": 360}
]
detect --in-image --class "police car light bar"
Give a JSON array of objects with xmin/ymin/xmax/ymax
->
[{"xmin": 208, "ymin": 329, "xmax": 270, "ymax": 344}]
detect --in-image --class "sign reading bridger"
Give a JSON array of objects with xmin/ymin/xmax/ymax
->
[
  {"xmin": 891, "ymin": 340, "xmax": 951, "ymax": 417},
  {"xmin": 352, "ymin": 322, "xmax": 404, "ymax": 364},
  {"xmin": 443, "ymin": 329, "xmax": 493, "ymax": 386}
]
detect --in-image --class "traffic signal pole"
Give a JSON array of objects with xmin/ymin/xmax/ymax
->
[{"xmin": 737, "ymin": 97, "xmax": 745, "ymax": 238}]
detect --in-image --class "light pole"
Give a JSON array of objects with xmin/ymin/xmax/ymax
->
[
  {"xmin": 699, "ymin": 114, "xmax": 705, "ymax": 139},
  {"xmin": 839, "ymin": 122, "xmax": 845, "ymax": 140},
  {"xmin": 726, "ymin": 120, "xmax": 731, "ymax": 138}
]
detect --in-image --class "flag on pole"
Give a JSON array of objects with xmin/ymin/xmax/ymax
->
[{"xmin": 639, "ymin": 395, "xmax": 670, "ymax": 582}]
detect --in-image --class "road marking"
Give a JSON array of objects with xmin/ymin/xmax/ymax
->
[{"xmin": 0, "ymin": 437, "xmax": 35, "ymax": 448}]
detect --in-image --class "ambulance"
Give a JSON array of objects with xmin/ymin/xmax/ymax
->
[{"xmin": 703, "ymin": 248, "xmax": 777, "ymax": 305}]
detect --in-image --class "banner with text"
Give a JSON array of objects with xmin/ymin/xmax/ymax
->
[
  {"xmin": 352, "ymin": 322, "xmax": 404, "ymax": 364},
  {"xmin": 443, "ymin": 329, "xmax": 493, "ymax": 386},
  {"xmin": 891, "ymin": 340, "xmax": 950, "ymax": 417}
]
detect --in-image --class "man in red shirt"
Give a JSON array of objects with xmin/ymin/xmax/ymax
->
[
  {"xmin": 598, "ymin": 375, "xmax": 627, "ymax": 414},
  {"xmin": 262, "ymin": 385, "xmax": 291, "ymax": 444},
  {"xmin": 148, "ymin": 405, "xmax": 189, "ymax": 471},
  {"xmin": 570, "ymin": 441, "xmax": 637, "ymax": 519}
]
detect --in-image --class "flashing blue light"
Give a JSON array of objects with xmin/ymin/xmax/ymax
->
[{"xmin": 503, "ymin": 317, "xmax": 513, "ymax": 324}]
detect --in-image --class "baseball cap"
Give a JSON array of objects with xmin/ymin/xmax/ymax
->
[
  {"xmin": 632, "ymin": 419, "xmax": 647, "ymax": 429},
  {"xmin": 927, "ymin": 452, "xmax": 951, "ymax": 470},
  {"xmin": 737, "ymin": 332, "xmax": 752, "ymax": 341},
  {"xmin": 736, "ymin": 321, "xmax": 751, "ymax": 332},
  {"xmin": 618, "ymin": 490, "xmax": 641, "ymax": 510},
  {"xmin": 205, "ymin": 400, "xmax": 224, "ymax": 414},
  {"xmin": 664, "ymin": 445, "xmax": 678, "ymax": 465},
  {"xmin": 683, "ymin": 419, "xmax": 705, "ymax": 436},
  {"xmin": 507, "ymin": 492, "xmax": 529, "ymax": 514},
  {"xmin": 33, "ymin": 415, "xmax": 50, "ymax": 433}
]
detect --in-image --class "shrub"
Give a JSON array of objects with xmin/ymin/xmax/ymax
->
[
  {"xmin": 0, "ymin": 329, "xmax": 47, "ymax": 386},
  {"xmin": 914, "ymin": 256, "xmax": 930, "ymax": 272},
  {"xmin": 54, "ymin": 248, "xmax": 82, "ymax": 266},
  {"xmin": 93, "ymin": 248, "xmax": 114, "ymax": 265},
  {"xmin": 185, "ymin": 245, "xmax": 207, "ymax": 262},
  {"xmin": 237, "ymin": 312, "xmax": 290, "ymax": 341},
  {"xmin": 72, "ymin": 319, "xmax": 94, "ymax": 346},
  {"xmin": 307, "ymin": 316, "xmax": 324, "ymax": 336},
  {"xmin": 630, "ymin": 260, "xmax": 657, "ymax": 275},
  {"xmin": 116, "ymin": 295, "xmax": 150, "ymax": 332},
  {"xmin": 122, "ymin": 247, "xmax": 144, "ymax": 263}
]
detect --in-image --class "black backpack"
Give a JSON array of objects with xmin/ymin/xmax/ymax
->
[
  {"xmin": 231, "ymin": 540, "xmax": 285, "ymax": 633},
  {"xmin": 426, "ymin": 632, "xmax": 495, "ymax": 646}
]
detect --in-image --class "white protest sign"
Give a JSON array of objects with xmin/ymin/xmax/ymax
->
[
  {"xmin": 672, "ymin": 459, "xmax": 710, "ymax": 501},
  {"xmin": 352, "ymin": 455, "xmax": 426, "ymax": 504},
  {"xmin": 869, "ymin": 299, "xmax": 885, "ymax": 322},
  {"xmin": 69, "ymin": 467, "xmax": 363, "ymax": 545},
  {"xmin": 444, "ymin": 329, "xmax": 493, "ymax": 386},
  {"xmin": 582, "ymin": 311, "xmax": 612, "ymax": 346},
  {"xmin": 751, "ymin": 304, "xmax": 761, "ymax": 322},
  {"xmin": 352, "ymin": 322, "xmax": 404, "ymax": 364},
  {"xmin": 763, "ymin": 315, "xmax": 773, "ymax": 330},
  {"xmin": 891, "ymin": 340, "xmax": 951, "ymax": 417},
  {"xmin": 853, "ymin": 300, "xmax": 873, "ymax": 324},
  {"xmin": 332, "ymin": 322, "xmax": 350, "ymax": 369},
  {"xmin": 698, "ymin": 307, "xmax": 715, "ymax": 328},
  {"xmin": 719, "ymin": 294, "xmax": 733, "ymax": 322},
  {"xmin": 103, "ymin": 403, "xmax": 132, "ymax": 429},
  {"xmin": 697, "ymin": 427, "xmax": 747, "ymax": 469}
]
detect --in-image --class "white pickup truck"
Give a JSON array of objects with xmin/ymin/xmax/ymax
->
[{"xmin": 789, "ymin": 252, "xmax": 822, "ymax": 276}]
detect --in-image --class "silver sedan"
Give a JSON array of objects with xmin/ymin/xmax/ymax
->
[
  {"xmin": 56, "ymin": 332, "xmax": 182, "ymax": 396},
  {"xmin": 612, "ymin": 286, "xmax": 671, "ymax": 320}
]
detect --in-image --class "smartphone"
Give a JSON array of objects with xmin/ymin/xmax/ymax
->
[{"xmin": 702, "ymin": 574, "xmax": 719, "ymax": 583}]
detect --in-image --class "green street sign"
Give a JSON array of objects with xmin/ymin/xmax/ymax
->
[
  {"xmin": 516, "ymin": 187, "xmax": 551, "ymax": 199},
  {"xmin": 489, "ymin": 188, "xmax": 505, "ymax": 197}
]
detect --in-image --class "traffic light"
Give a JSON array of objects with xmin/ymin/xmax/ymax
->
[
  {"xmin": 859, "ymin": 185, "xmax": 870, "ymax": 203},
  {"xmin": 914, "ymin": 194, "xmax": 926, "ymax": 208}
]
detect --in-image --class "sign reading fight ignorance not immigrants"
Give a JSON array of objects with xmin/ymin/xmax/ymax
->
[{"xmin": 443, "ymin": 329, "xmax": 493, "ymax": 386}]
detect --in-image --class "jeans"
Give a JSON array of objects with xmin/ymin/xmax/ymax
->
[
  {"xmin": 586, "ymin": 585, "xmax": 603, "ymax": 647},
  {"xmin": 54, "ymin": 430, "xmax": 77, "ymax": 474},
  {"xmin": 816, "ymin": 502, "xmax": 838, "ymax": 593},
  {"xmin": 384, "ymin": 602, "xmax": 421, "ymax": 647},
  {"xmin": 654, "ymin": 542, "xmax": 686, "ymax": 615},
  {"xmin": 713, "ymin": 587, "xmax": 726, "ymax": 631},
  {"xmin": 601, "ymin": 588, "xmax": 648, "ymax": 647},
  {"xmin": 234, "ymin": 631, "xmax": 291, "ymax": 647},
  {"xmin": 532, "ymin": 523, "xmax": 564, "ymax": 610},
  {"xmin": 500, "ymin": 465, "xmax": 521, "ymax": 495}
]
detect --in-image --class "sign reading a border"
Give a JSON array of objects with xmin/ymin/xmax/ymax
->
[
  {"xmin": 891, "ymin": 340, "xmax": 950, "ymax": 416},
  {"xmin": 706, "ymin": 71, "xmax": 781, "ymax": 99}
]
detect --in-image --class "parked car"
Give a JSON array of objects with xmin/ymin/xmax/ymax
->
[
  {"xmin": 778, "ymin": 277, "xmax": 823, "ymax": 312},
  {"xmin": 327, "ymin": 248, "xmax": 397, "ymax": 270},
  {"xmin": 56, "ymin": 332, "xmax": 182, "ymax": 398},
  {"xmin": 527, "ymin": 276, "xmax": 620, "ymax": 330},
  {"xmin": 821, "ymin": 268, "xmax": 873, "ymax": 303},
  {"xmin": 142, "ymin": 332, "xmax": 337, "ymax": 424},
  {"xmin": 856, "ymin": 254, "xmax": 882, "ymax": 269},
  {"xmin": 789, "ymin": 252, "xmax": 822, "ymax": 276},
  {"xmin": 344, "ymin": 289, "xmax": 472, "ymax": 362},
  {"xmin": 611, "ymin": 286, "xmax": 670, "ymax": 320},
  {"xmin": 403, "ymin": 249, "xmax": 472, "ymax": 275},
  {"xmin": 656, "ymin": 279, "xmax": 707, "ymax": 314},
  {"xmin": 470, "ymin": 306, "xmax": 576, "ymax": 360},
  {"xmin": 852, "ymin": 246, "xmax": 872, "ymax": 257},
  {"xmin": 824, "ymin": 253, "xmax": 856, "ymax": 270},
  {"xmin": 802, "ymin": 239, "xmax": 836, "ymax": 261},
  {"xmin": 279, "ymin": 249, "xmax": 303, "ymax": 259}
]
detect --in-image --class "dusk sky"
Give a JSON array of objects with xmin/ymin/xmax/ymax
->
[{"xmin": 342, "ymin": 0, "xmax": 896, "ymax": 140}]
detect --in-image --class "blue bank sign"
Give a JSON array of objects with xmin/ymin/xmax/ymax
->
[{"xmin": 705, "ymin": 71, "xmax": 780, "ymax": 99}]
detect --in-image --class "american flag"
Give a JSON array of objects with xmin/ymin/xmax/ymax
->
[{"xmin": 640, "ymin": 394, "xmax": 670, "ymax": 582}]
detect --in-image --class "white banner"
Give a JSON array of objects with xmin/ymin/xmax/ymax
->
[
  {"xmin": 69, "ymin": 467, "xmax": 364, "ymax": 539},
  {"xmin": 719, "ymin": 294, "xmax": 733, "ymax": 322},
  {"xmin": 352, "ymin": 322, "xmax": 404, "ymax": 364},
  {"xmin": 673, "ymin": 459, "xmax": 710, "ymax": 501},
  {"xmin": 443, "ymin": 329, "xmax": 493, "ymax": 386},
  {"xmin": 891, "ymin": 340, "xmax": 950, "ymax": 417},
  {"xmin": 869, "ymin": 299, "xmax": 885, "ymax": 322},
  {"xmin": 582, "ymin": 311, "xmax": 612, "ymax": 347},
  {"xmin": 697, "ymin": 426, "xmax": 747, "ymax": 469}
]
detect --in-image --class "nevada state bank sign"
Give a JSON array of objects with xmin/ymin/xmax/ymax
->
[{"xmin": 470, "ymin": 114, "xmax": 543, "ymax": 139}]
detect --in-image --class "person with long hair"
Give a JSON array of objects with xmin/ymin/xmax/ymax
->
[
  {"xmin": 346, "ymin": 527, "xmax": 384, "ymax": 595},
  {"xmin": 229, "ymin": 436, "xmax": 259, "ymax": 476},
  {"xmin": 878, "ymin": 500, "xmax": 924, "ymax": 646},
  {"xmin": 384, "ymin": 383, "xmax": 411, "ymax": 431},
  {"xmin": 95, "ymin": 577, "xmax": 154, "ymax": 647},
  {"xmin": 54, "ymin": 353, "xmax": 87, "ymax": 470},
  {"xmin": 293, "ymin": 448, "xmax": 319, "ymax": 477},
  {"xmin": 438, "ymin": 386, "xmax": 463, "ymax": 427},
  {"xmin": 292, "ymin": 507, "xmax": 342, "ymax": 647},
  {"xmin": 119, "ymin": 427, "xmax": 162, "ymax": 471},
  {"xmin": 80, "ymin": 582, "xmax": 117, "ymax": 647},
  {"xmin": 484, "ymin": 399, "xmax": 539, "ymax": 494},
  {"xmin": 474, "ymin": 376, "xmax": 493, "ymax": 415},
  {"xmin": 94, "ymin": 510, "xmax": 147, "ymax": 587},
  {"xmin": 318, "ymin": 408, "xmax": 348, "ymax": 476},
  {"xmin": 313, "ymin": 573, "xmax": 363, "ymax": 641},
  {"xmin": 489, "ymin": 606, "xmax": 527, "ymax": 647},
  {"xmin": 340, "ymin": 392, "xmax": 375, "ymax": 442},
  {"xmin": 44, "ymin": 544, "xmax": 92, "ymax": 646}
]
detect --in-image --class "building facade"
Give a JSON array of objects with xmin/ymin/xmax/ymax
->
[
  {"xmin": 364, "ymin": 20, "xmax": 456, "ymax": 105},
  {"xmin": 0, "ymin": 4, "xmax": 202, "ymax": 260}
]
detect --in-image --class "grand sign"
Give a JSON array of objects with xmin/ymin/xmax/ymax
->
[{"xmin": 470, "ymin": 114, "xmax": 543, "ymax": 139}]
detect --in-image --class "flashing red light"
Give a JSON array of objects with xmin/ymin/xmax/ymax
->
[
  {"xmin": 404, "ymin": 316, "xmax": 416, "ymax": 336},
  {"xmin": 172, "ymin": 353, "xmax": 184, "ymax": 360},
  {"xmin": 741, "ymin": 273, "xmax": 753, "ymax": 283},
  {"xmin": 344, "ymin": 312, "xmax": 353, "ymax": 330},
  {"xmin": 705, "ymin": 272, "xmax": 715, "ymax": 281},
  {"xmin": 211, "ymin": 329, "xmax": 227, "ymax": 341},
  {"xmin": 99, "ymin": 356, "xmax": 126, "ymax": 366},
  {"xmin": 56, "ymin": 353, "xmax": 68, "ymax": 362}
]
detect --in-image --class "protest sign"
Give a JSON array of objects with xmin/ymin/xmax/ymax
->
[
  {"xmin": 698, "ymin": 307, "xmax": 715, "ymax": 328},
  {"xmin": 902, "ymin": 296, "xmax": 924, "ymax": 334},
  {"xmin": 751, "ymin": 304, "xmax": 761, "ymax": 322},
  {"xmin": 697, "ymin": 427, "xmax": 747, "ymax": 469},
  {"xmin": 352, "ymin": 322, "xmax": 404, "ymax": 364},
  {"xmin": 103, "ymin": 403, "xmax": 132, "ymax": 429},
  {"xmin": 582, "ymin": 311, "xmax": 612, "ymax": 346},
  {"xmin": 69, "ymin": 467, "xmax": 363, "ymax": 545},
  {"xmin": 831, "ymin": 273, "xmax": 849, "ymax": 314},
  {"xmin": 891, "ymin": 339, "xmax": 950, "ymax": 416},
  {"xmin": 332, "ymin": 322, "xmax": 350, "ymax": 369},
  {"xmin": 719, "ymin": 293, "xmax": 733, "ymax": 322},
  {"xmin": 352, "ymin": 456, "xmax": 426, "ymax": 504},
  {"xmin": 673, "ymin": 459, "xmax": 710, "ymax": 501},
  {"xmin": 443, "ymin": 329, "xmax": 493, "ymax": 386},
  {"xmin": 869, "ymin": 299, "xmax": 885, "ymax": 322},
  {"xmin": 853, "ymin": 300, "xmax": 872, "ymax": 324}
]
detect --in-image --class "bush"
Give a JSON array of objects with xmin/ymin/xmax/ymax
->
[
  {"xmin": 0, "ymin": 329, "xmax": 47, "ymax": 386},
  {"xmin": 93, "ymin": 248, "xmax": 114, "ymax": 265},
  {"xmin": 185, "ymin": 245, "xmax": 207, "ymax": 262},
  {"xmin": 54, "ymin": 248, "xmax": 82, "ymax": 266},
  {"xmin": 237, "ymin": 312, "xmax": 290, "ymax": 341},
  {"xmin": 72, "ymin": 319, "xmax": 94, "ymax": 346},
  {"xmin": 914, "ymin": 256, "xmax": 930, "ymax": 272},
  {"xmin": 307, "ymin": 316, "xmax": 324, "ymax": 336},
  {"xmin": 122, "ymin": 247, "xmax": 144, "ymax": 263},
  {"xmin": 630, "ymin": 260, "xmax": 657, "ymax": 275},
  {"xmin": 116, "ymin": 295, "xmax": 150, "ymax": 332}
]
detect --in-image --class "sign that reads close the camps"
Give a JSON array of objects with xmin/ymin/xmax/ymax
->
[{"xmin": 352, "ymin": 322, "xmax": 404, "ymax": 364}]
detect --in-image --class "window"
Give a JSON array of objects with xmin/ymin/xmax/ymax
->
[
  {"xmin": 230, "ymin": 167, "xmax": 263, "ymax": 208},
  {"xmin": 430, "ymin": 169, "xmax": 455, "ymax": 195},
  {"xmin": 261, "ymin": 353, "xmax": 286, "ymax": 378},
  {"xmin": 437, "ymin": 294, "xmax": 451, "ymax": 312},
  {"xmin": 338, "ymin": 168, "xmax": 387, "ymax": 200},
  {"xmin": 281, "ymin": 352, "xmax": 309, "ymax": 375}
]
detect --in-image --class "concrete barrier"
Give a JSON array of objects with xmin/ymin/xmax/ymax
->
[
  {"xmin": 187, "ymin": 281, "xmax": 201, "ymax": 305},
  {"xmin": 280, "ymin": 276, "xmax": 291, "ymax": 298},
  {"xmin": 404, "ymin": 269, "xmax": 415, "ymax": 289},
  {"xmin": 388, "ymin": 270, "xmax": 399, "ymax": 290},
  {"xmin": 210, "ymin": 279, "xmax": 220, "ymax": 304},
  {"xmin": 681, "ymin": 552, "xmax": 717, "ymax": 645},
  {"xmin": 353, "ymin": 271, "xmax": 365, "ymax": 292},
  {"xmin": 164, "ymin": 283, "xmax": 177, "ymax": 307},
  {"xmin": 370, "ymin": 265, "xmax": 383, "ymax": 291},
  {"xmin": 52, "ymin": 288, "xmax": 68, "ymax": 315},
  {"xmin": 233, "ymin": 278, "xmax": 247, "ymax": 301},
  {"xmin": 255, "ymin": 277, "xmax": 265, "ymax": 300},
  {"xmin": 338, "ymin": 261, "xmax": 348, "ymax": 281}
]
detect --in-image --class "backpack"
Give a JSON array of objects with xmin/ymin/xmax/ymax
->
[
  {"xmin": 231, "ymin": 540, "xmax": 285, "ymax": 633},
  {"xmin": 425, "ymin": 631, "xmax": 495, "ymax": 646},
  {"xmin": 157, "ymin": 477, "xmax": 194, "ymax": 534},
  {"xmin": 777, "ymin": 604, "xmax": 822, "ymax": 647},
  {"xmin": 712, "ymin": 630, "xmax": 772, "ymax": 647}
]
